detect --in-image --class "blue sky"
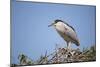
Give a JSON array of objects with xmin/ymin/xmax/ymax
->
[{"xmin": 11, "ymin": 1, "xmax": 96, "ymax": 64}]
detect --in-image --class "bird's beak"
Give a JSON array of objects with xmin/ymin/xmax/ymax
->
[{"xmin": 48, "ymin": 23, "xmax": 54, "ymax": 27}]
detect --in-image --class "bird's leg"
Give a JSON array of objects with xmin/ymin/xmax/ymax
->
[
  {"xmin": 67, "ymin": 42, "xmax": 72, "ymax": 52},
  {"xmin": 67, "ymin": 42, "xmax": 71, "ymax": 49},
  {"xmin": 67, "ymin": 42, "xmax": 69, "ymax": 49}
]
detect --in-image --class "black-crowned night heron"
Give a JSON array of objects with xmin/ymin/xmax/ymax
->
[{"xmin": 48, "ymin": 19, "xmax": 80, "ymax": 49}]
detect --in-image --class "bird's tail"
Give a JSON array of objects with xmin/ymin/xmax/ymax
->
[{"xmin": 75, "ymin": 39, "xmax": 80, "ymax": 46}]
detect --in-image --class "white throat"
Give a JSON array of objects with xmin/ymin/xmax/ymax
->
[{"xmin": 54, "ymin": 22, "xmax": 65, "ymax": 33}]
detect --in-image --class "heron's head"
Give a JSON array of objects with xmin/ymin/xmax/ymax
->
[{"xmin": 48, "ymin": 19, "xmax": 64, "ymax": 27}]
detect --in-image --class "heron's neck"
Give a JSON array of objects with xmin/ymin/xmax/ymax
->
[{"xmin": 54, "ymin": 24, "xmax": 65, "ymax": 33}]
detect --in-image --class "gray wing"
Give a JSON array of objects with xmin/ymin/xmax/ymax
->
[
  {"xmin": 61, "ymin": 22, "xmax": 80, "ymax": 46},
  {"xmin": 63, "ymin": 21, "xmax": 76, "ymax": 32},
  {"xmin": 64, "ymin": 25, "xmax": 79, "ymax": 44}
]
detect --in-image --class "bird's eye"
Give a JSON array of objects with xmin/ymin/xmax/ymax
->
[{"xmin": 54, "ymin": 21, "xmax": 58, "ymax": 24}]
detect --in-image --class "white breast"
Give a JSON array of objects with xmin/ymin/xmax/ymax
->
[{"xmin": 54, "ymin": 22, "xmax": 65, "ymax": 33}]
